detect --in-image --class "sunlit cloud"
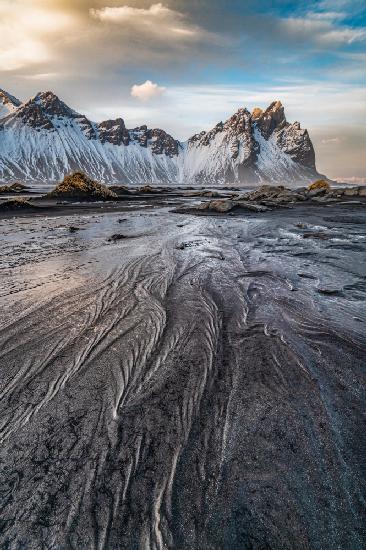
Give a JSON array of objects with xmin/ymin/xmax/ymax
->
[
  {"xmin": 131, "ymin": 80, "xmax": 166, "ymax": 101},
  {"xmin": 0, "ymin": 1, "xmax": 77, "ymax": 71},
  {"xmin": 90, "ymin": 4, "xmax": 172, "ymax": 23},
  {"xmin": 89, "ymin": 3, "xmax": 203, "ymax": 41}
]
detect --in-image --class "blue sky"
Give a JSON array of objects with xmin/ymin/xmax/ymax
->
[{"xmin": 0, "ymin": 0, "xmax": 365, "ymax": 180}]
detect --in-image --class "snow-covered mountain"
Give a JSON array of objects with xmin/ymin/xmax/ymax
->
[{"xmin": 0, "ymin": 89, "xmax": 323, "ymax": 185}]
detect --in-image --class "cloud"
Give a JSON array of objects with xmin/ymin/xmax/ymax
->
[
  {"xmin": 306, "ymin": 11, "xmax": 346, "ymax": 21},
  {"xmin": 89, "ymin": 3, "xmax": 205, "ymax": 41},
  {"xmin": 131, "ymin": 80, "xmax": 166, "ymax": 101},
  {"xmin": 90, "ymin": 4, "xmax": 171, "ymax": 23},
  {"xmin": 279, "ymin": 16, "xmax": 366, "ymax": 46},
  {"xmin": 321, "ymin": 137, "xmax": 341, "ymax": 144},
  {"xmin": 21, "ymin": 72, "xmax": 62, "ymax": 81},
  {"xmin": 0, "ymin": 1, "xmax": 78, "ymax": 71}
]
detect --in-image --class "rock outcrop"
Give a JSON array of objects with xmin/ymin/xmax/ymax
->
[{"xmin": 48, "ymin": 171, "xmax": 118, "ymax": 201}]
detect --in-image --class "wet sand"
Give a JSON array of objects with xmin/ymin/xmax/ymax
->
[{"xmin": 0, "ymin": 197, "xmax": 365, "ymax": 549}]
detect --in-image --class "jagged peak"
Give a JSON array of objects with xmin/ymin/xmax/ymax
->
[
  {"xmin": 29, "ymin": 90, "xmax": 78, "ymax": 118},
  {"xmin": 232, "ymin": 107, "xmax": 251, "ymax": 118},
  {"xmin": 262, "ymin": 100, "xmax": 285, "ymax": 121},
  {"xmin": 252, "ymin": 99, "xmax": 287, "ymax": 139},
  {"xmin": 33, "ymin": 90, "xmax": 59, "ymax": 102},
  {"xmin": 267, "ymin": 99, "xmax": 283, "ymax": 111},
  {"xmin": 98, "ymin": 117, "xmax": 126, "ymax": 129}
]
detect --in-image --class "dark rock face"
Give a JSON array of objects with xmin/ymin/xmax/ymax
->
[
  {"xmin": 98, "ymin": 118, "xmax": 130, "ymax": 146},
  {"xmin": 252, "ymin": 100, "xmax": 287, "ymax": 139},
  {"xmin": 33, "ymin": 91, "xmax": 76, "ymax": 118},
  {"xmin": 252, "ymin": 101, "xmax": 316, "ymax": 169},
  {"xmin": 12, "ymin": 101, "xmax": 55, "ymax": 131},
  {"xmin": 148, "ymin": 128, "xmax": 180, "ymax": 157},
  {"xmin": 276, "ymin": 123, "xmax": 316, "ymax": 169},
  {"xmin": 128, "ymin": 126, "xmax": 179, "ymax": 156},
  {"xmin": 189, "ymin": 108, "xmax": 259, "ymax": 166},
  {"xmin": 8, "ymin": 91, "xmax": 94, "ymax": 135},
  {"xmin": 75, "ymin": 115, "xmax": 97, "ymax": 140}
]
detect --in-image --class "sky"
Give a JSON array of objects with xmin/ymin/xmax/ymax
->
[{"xmin": 0, "ymin": 0, "xmax": 365, "ymax": 181}]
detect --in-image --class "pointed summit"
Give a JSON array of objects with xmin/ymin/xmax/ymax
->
[
  {"xmin": 31, "ymin": 91, "xmax": 77, "ymax": 118},
  {"xmin": 0, "ymin": 88, "xmax": 21, "ymax": 119},
  {"xmin": 252, "ymin": 100, "xmax": 287, "ymax": 139},
  {"xmin": 253, "ymin": 100, "xmax": 286, "ymax": 139}
]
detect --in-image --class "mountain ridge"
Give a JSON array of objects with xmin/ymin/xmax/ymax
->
[{"xmin": 0, "ymin": 88, "xmax": 324, "ymax": 185}]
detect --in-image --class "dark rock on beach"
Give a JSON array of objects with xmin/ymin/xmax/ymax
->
[
  {"xmin": 177, "ymin": 182, "xmax": 366, "ymax": 215},
  {"xmin": 0, "ymin": 198, "xmax": 36, "ymax": 210}
]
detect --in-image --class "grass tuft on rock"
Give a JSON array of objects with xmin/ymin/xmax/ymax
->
[
  {"xmin": 308, "ymin": 180, "xmax": 330, "ymax": 192},
  {"xmin": 48, "ymin": 172, "xmax": 117, "ymax": 201}
]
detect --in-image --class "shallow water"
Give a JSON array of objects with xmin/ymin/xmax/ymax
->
[{"xmin": 0, "ymin": 202, "xmax": 365, "ymax": 549}]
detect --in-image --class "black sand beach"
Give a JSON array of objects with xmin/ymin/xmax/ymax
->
[{"xmin": 0, "ymin": 195, "xmax": 365, "ymax": 549}]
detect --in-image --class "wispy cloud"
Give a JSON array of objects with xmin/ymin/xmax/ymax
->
[
  {"xmin": 278, "ymin": 16, "xmax": 366, "ymax": 46},
  {"xmin": 321, "ymin": 137, "xmax": 341, "ymax": 144},
  {"xmin": 89, "ymin": 3, "xmax": 212, "ymax": 42},
  {"xmin": 306, "ymin": 11, "xmax": 346, "ymax": 20}
]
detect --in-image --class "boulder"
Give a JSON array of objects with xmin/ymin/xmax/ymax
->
[
  {"xmin": 195, "ymin": 199, "xmax": 269, "ymax": 214},
  {"xmin": 48, "ymin": 172, "xmax": 117, "ymax": 201},
  {"xmin": 138, "ymin": 185, "xmax": 164, "ymax": 194},
  {"xmin": 0, "ymin": 198, "xmax": 35, "ymax": 211},
  {"xmin": 344, "ymin": 187, "xmax": 360, "ymax": 196},
  {"xmin": 109, "ymin": 185, "xmax": 136, "ymax": 195},
  {"xmin": 199, "ymin": 199, "xmax": 235, "ymax": 213},
  {"xmin": 238, "ymin": 185, "xmax": 286, "ymax": 202},
  {"xmin": 237, "ymin": 185, "xmax": 306, "ymax": 204}
]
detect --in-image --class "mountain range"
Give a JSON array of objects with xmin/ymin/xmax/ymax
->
[{"xmin": 0, "ymin": 88, "xmax": 323, "ymax": 185}]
